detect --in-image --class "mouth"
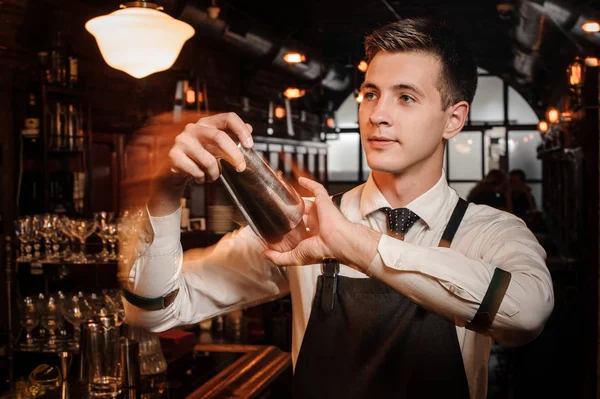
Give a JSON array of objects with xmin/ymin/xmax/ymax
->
[{"xmin": 367, "ymin": 136, "xmax": 398, "ymax": 147}]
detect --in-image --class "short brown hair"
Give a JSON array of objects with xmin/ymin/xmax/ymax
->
[{"xmin": 364, "ymin": 18, "xmax": 477, "ymax": 109}]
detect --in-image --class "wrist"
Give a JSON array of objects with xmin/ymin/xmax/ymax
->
[
  {"xmin": 338, "ymin": 223, "xmax": 382, "ymax": 272},
  {"xmin": 148, "ymin": 174, "xmax": 189, "ymax": 216}
]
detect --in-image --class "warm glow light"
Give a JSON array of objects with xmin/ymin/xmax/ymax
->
[
  {"xmin": 85, "ymin": 5, "xmax": 195, "ymax": 79},
  {"xmin": 585, "ymin": 57, "xmax": 599, "ymax": 67},
  {"xmin": 569, "ymin": 62, "xmax": 583, "ymax": 86},
  {"xmin": 326, "ymin": 117, "xmax": 336, "ymax": 129},
  {"xmin": 283, "ymin": 52, "xmax": 306, "ymax": 64},
  {"xmin": 186, "ymin": 88, "xmax": 195, "ymax": 104},
  {"xmin": 275, "ymin": 106, "xmax": 286, "ymax": 119},
  {"xmin": 283, "ymin": 87, "xmax": 306, "ymax": 99},
  {"xmin": 546, "ymin": 107, "xmax": 560, "ymax": 124},
  {"xmin": 355, "ymin": 92, "xmax": 364, "ymax": 103},
  {"xmin": 582, "ymin": 22, "xmax": 600, "ymax": 33},
  {"xmin": 538, "ymin": 120, "xmax": 549, "ymax": 133},
  {"xmin": 357, "ymin": 60, "xmax": 368, "ymax": 73}
]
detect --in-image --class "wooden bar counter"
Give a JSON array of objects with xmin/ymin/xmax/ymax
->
[{"xmin": 33, "ymin": 341, "xmax": 292, "ymax": 399}]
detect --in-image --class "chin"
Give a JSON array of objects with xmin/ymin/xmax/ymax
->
[{"xmin": 366, "ymin": 155, "xmax": 408, "ymax": 175}]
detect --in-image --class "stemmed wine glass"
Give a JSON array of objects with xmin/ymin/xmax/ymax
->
[
  {"xmin": 36, "ymin": 214, "xmax": 58, "ymax": 263},
  {"xmin": 58, "ymin": 215, "xmax": 75, "ymax": 262},
  {"xmin": 102, "ymin": 289, "xmax": 126, "ymax": 327},
  {"xmin": 31, "ymin": 215, "xmax": 43, "ymax": 260},
  {"xmin": 105, "ymin": 221, "xmax": 119, "ymax": 261},
  {"xmin": 66, "ymin": 219, "xmax": 96, "ymax": 264},
  {"xmin": 94, "ymin": 212, "xmax": 115, "ymax": 262},
  {"xmin": 18, "ymin": 297, "xmax": 40, "ymax": 351},
  {"xmin": 60, "ymin": 294, "xmax": 93, "ymax": 350},
  {"xmin": 14, "ymin": 217, "xmax": 34, "ymax": 262},
  {"xmin": 40, "ymin": 296, "xmax": 61, "ymax": 352}
]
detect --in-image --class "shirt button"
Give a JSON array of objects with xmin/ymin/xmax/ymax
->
[
  {"xmin": 449, "ymin": 285, "xmax": 457, "ymax": 294},
  {"xmin": 394, "ymin": 260, "xmax": 402, "ymax": 268}
]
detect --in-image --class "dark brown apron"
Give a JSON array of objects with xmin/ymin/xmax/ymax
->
[{"xmin": 293, "ymin": 197, "xmax": 471, "ymax": 399}]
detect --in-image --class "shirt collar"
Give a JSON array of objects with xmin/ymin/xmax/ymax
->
[{"xmin": 359, "ymin": 170, "xmax": 452, "ymax": 229}]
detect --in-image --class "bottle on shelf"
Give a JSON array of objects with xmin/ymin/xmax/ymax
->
[
  {"xmin": 21, "ymin": 92, "xmax": 40, "ymax": 140},
  {"xmin": 51, "ymin": 101, "xmax": 67, "ymax": 151},
  {"xmin": 19, "ymin": 172, "xmax": 45, "ymax": 215},
  {"xmin": 49, "ymin": 171, "xmax": 74, "ymax": 214},
  {"xmin": 21, "ymin": 91, "xmax": 42, "ymax": 154},
  {"xmin": 38, "ymin": 51, "xmax": 54, "ymax": 85},
  {"xmin": 50, "ymin": 30, "xmax": 67, "ymax": 87},
  {"xmin": 67, "ymin": 104, "xmax": 79, "ymax": 151},
  {"xmin": 73, "ymin": 172, "xmax": 86, "ymax": 214},
  {"xmin": 68, "ymin": 56, "xmax": 78, "ymax": 89},
  {"xmin": 180, "ymin": 197, "xmax": 191, "ymax": 231}
]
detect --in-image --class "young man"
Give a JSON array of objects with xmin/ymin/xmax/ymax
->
[{"xmin": 123, "ymin": 18, "xmax": 553, "ymax": 399}]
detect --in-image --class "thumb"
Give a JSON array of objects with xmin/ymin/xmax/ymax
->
[{"xmin": 263, "ymin": 248, "xmax": 302, "ymax": 266}]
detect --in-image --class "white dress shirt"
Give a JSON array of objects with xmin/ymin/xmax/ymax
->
[{"xmin": 123, "ymin": 171, "xmax": 554, "ymax": 399}]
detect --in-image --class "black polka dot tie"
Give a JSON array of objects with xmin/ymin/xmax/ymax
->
[{"xmin": 379, "ymin": 207, "xmax": 420, "ymax": 238}]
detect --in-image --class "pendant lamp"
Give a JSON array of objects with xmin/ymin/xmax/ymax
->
[{"xmin": 85, "ymin": 2, "xmax": 195, "ymax": 79}]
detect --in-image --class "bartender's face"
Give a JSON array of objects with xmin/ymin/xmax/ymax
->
[{"xmin": 358, "ymin": 51, "xmax": 466, "ymax": 176}]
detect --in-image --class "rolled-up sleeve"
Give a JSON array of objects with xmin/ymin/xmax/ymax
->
[
  {"xmin": 123, "ymin": 207, "xmax": 290, "ymax": 332},
  {"xmin": 366, "ymin": 217, "xmax": 554, "ymax": 347}
]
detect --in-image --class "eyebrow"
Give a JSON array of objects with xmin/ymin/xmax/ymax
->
[{"xmin": 360, "ymin": 82, "xmax": 425, "ymax": 98}]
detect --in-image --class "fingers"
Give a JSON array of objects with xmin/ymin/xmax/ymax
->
[
  {"xmin": 168, "ymin": 147, "xmax": 206, "ymax": 182},
  {"xmin": 298, "ymin": 177, "xmax": 339, "ymax": 220},
  {"xmin": 298, "ymin": 177, "xmax": 328, "ymax": 200},
  {"xmin": 172, "ymin": 119, "xmax": 247, "ymax": 181},
  {"xmin": 263, "ymin": 249, "xmax": 298, "ymax": 266},
  {"xmin": 263, "ymin": 236, "xmax": 330, "ymax": 266},
  {"xmin": 197, "ymin": 112, "xmax": 254, "ymax": 148},
  {"xmin": 191, "ymin": 125, "xmax": 246, "ymax": 172}
]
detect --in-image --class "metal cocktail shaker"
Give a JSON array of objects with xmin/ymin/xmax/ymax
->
[{"xmin": 219, "ymin": 144, "xmax": 308, "ymax": 251}]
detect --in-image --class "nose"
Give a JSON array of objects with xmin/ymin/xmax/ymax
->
[{"xmin": 368, "ymin": 98, "xmax": 393, "ymax": 127}]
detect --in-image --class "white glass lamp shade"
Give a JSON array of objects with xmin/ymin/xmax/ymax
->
[{"xmin": 85, "ymin": 7, "xmax": 195, "ymax": 78}]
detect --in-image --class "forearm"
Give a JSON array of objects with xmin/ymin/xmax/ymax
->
[
  {"xmin": 148, "ymin": 173, "xmax": 189, "ymax": 217},
  {"xmin": 359, "ymin": 226, "xmax": 553, "ymax": 346},
  {"xmin": 123, "ymin": 216, "xmax": 290, "ymax": 331},
  {"xmin": 124, "ymin": 206, "xmax": 183, "ymax": 295}
]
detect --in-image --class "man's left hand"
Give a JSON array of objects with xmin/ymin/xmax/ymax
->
[{"xmin": 262, "ymin": 177, "xmax": 382, "ymax": 271}]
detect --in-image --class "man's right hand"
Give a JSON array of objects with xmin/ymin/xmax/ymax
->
[{"xmin": 149, "ymin": 112, "xmax": 254, "ymax": 216}]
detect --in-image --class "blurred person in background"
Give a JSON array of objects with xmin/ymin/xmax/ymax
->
[{"xmin": 467, "ymin": 169, "xmax": 512, "ymax": 212}]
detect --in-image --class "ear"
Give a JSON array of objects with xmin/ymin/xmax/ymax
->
[{"xmin": 442, "ymin": 101, "xmax": 469, "ymax": 140}]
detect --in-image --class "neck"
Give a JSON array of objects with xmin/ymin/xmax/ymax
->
[{"xmin": 372, "ymin": 156, "xmax": 443, "ymax": 208}]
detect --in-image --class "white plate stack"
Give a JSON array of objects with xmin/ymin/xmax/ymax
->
[{"xmin": 208, "ymin": 205, "xmax": 236, "ymax": 234}]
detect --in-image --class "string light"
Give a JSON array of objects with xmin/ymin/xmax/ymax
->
[
  {"xmin": 355, "ymin": 92, "xmax": 364, "ymax": 103},
  {"xmin": 275, "ymin": 106, "xmax": 286, "ymax": 119},
  {"xmin": 568, "ymin": 60, "xmax": 583, "ymax": 86},
  {"xmin": 283, "ymin": 87, "xmax": 306, "ymax": 99},
  {"xmin": 357, "ymin": 60, "xmax": 368, "ymax": 72},
  {"xmin": 585, "ymin": 57, "xmax": 599, "ymax": 67},
  {"xmin": 546, "ymin": 108, "xmax": 560, "ymax": 124},
  {"xmin": 283, "ymin": 52, "xmax": 306, "ymax": 64},
  {"xmin": 582, "ymin": 22, "xmax": 600, "ymax": 33}
]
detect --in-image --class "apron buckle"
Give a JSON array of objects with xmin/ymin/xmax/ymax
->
[{"xmin": 321, "ymin": 258, "xmax": 340, "ymax": 313}]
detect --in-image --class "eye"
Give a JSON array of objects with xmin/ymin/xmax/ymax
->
[
  {"xmin": 364, "ymin": 91, "xmax": 377, "ymax": 101},
  {"xmin": 400, "ymin": 94, "xmax": 415, "ymax": 103}
]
